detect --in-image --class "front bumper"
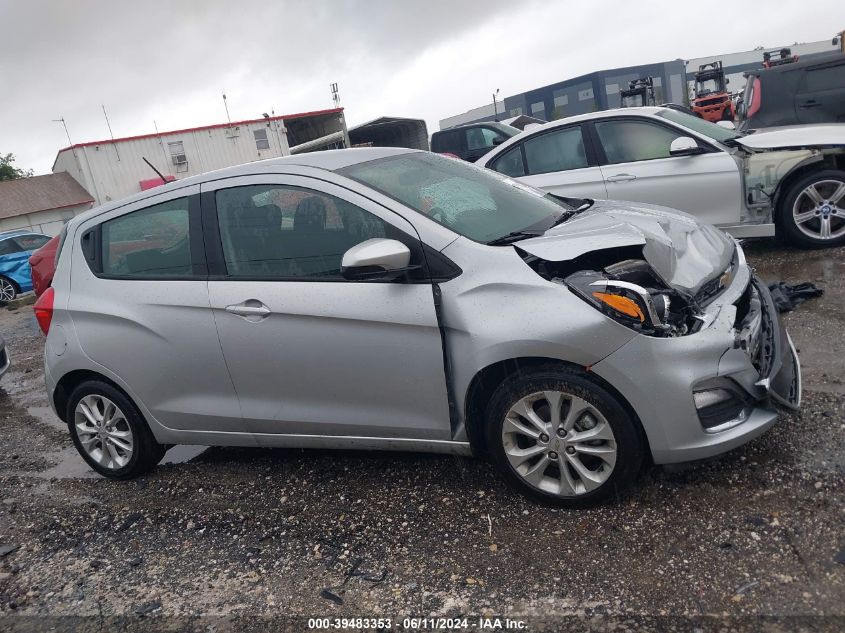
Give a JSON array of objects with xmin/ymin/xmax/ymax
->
[{"xmin": 591, "ymin": 266, "xmax": 801, "ymax": 464}]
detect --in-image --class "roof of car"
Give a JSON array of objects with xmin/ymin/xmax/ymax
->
[{"xmin": 76, "ymin": 147, "xmax": 419, "ymax": 219}]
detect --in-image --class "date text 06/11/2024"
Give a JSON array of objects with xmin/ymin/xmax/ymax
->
[{"xmin": 307, "ymin": 617, "xmax": 528, "ymax": 629}]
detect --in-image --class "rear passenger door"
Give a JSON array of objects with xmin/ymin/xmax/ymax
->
[
  {"xmin": 795, "ymin": 61, "xmax": 845, "ymax": 124},
  {"xmin": 200, "ymin": 175, "xmax": 452, "ymax": 441},
  {"xmin": 69, "ymin": 186, "xmax": 243, "ymax": 434},
  {"xmin": 486, "ymin": 125, "xmax": 608, "ymax": 199}
]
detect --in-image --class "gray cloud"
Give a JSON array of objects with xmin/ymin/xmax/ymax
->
[{"xmin": 1, "ymin": 0, "xmax": 842, "ymax": 174}]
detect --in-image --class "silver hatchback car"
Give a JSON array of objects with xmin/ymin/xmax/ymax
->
[{"xmin": 37, "ymin": 149, "xmax": 801, "ymax": 506}]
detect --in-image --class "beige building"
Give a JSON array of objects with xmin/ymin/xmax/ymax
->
[{"xmin": 0, "ymin": 173, "xmax": 94, "ymax": 236}]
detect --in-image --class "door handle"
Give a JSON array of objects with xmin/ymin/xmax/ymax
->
[
  {"xmin": 225, "ymin": 301, "xmax": 271, "ymax": 318},
  {"xmin": 606, "ymin": 173, "xmax": 637, "ymax": 183},
  {"xmin": 799, "ymin": 100, "xmax": 821, "ymax": 108}
]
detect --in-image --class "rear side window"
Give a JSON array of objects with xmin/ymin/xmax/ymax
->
[
  {"xmin": 523, "ymin": 127, "xmax": 588, "ymax": 175},
  {"xmin": 432, "ymin": 130, "xmax": 461, "ymax": 153},
  {"xmin": 100, "ymin": 198, "xmax": 191, "ymax": 277},
  {"xmin": 802, "ymin": 64, "xmax": 845, "ymax": 93},
  {"xmin": 13, "ymin": 234, "xmax": 50, "ymax": 251},
  {"xmin": 465, "ymin": 127, "xmax": 500, "ymax": 151}
]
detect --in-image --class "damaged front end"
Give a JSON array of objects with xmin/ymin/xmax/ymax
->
[{"xmin": 520, "ymin": 245, "xmax": 737, "ymax": 339}]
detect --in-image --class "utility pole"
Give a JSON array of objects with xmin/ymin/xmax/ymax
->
[{"xmin": 492, "ymin": 88, "xmax": 500, "ymax": 121}]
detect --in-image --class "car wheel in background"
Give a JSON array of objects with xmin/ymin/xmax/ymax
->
[
  {"xmin": 484, "ymin": 366, "xmax": 643, "ymax": 507},
  {"xmin": 0, "ymin": 276, "xmax": 17, "ymax": 302},
  {"xmin": 66, "ymin": 380, "xmax": 166, "ymax": 479},
  {"xmin": 779, "ymin": 169, "xmax": 845, "ymax": 248}
]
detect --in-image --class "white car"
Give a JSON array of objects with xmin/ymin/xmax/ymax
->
[{"xmin": 477, "ymin": 106, "xmax": 845, "ymax": 247}]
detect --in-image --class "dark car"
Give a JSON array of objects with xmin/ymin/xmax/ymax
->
[
  {"xmin": 739, "ymin": 52, "xmax": 845, "ymax": 130},
  {"xmin": 28, "ymin": 234, "xmax": 60, "ymax": 298},
  {"xmin": 430, "ymin": 121, "xmax": 521, "ymax": 162}
]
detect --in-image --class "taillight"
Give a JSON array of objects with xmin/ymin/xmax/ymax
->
[{"xmin": 33, "ymin": 287, "xmax": 54, "ymax": 335}]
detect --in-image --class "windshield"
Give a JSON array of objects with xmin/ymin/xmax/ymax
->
[
  {"xmin": 655, "ymin": 109, "xmax": 742, "ymax": 143},
  {"xmin": 695, "ymin": 78, "xmax": 723, "ymax": 95},
  {"xmin": 341, "ymin": 152, "xmax": 570, "ymax": 243}
]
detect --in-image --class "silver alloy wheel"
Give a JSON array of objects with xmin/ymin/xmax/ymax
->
[
  {"xmin": 0, "ymin": 278, "xmax": 16, "ymax": 302},
  {"xmin": 74, "ymin": 394, "xmax": 134, "ymax": 470},
  {"xmin": 502, "ymin": 390, "xmax": 617, "ymax": 496},
  {"xmin": 792, "ymin": 179, "xmax": 845, "ymax": 241}
]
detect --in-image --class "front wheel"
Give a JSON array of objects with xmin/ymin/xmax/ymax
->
[
  {"xmin": 0, "ymin": 276, "xmax": 17, "ymax": 302},
  {"xmin": 779, "ymin": 169, "xmax": 845, "ymax": 247},
  {"xmin": 484, "ymin": 366, "xmax": 643, "ymax": 507}
]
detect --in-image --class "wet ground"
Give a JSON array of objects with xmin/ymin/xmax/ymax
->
[{"xmin": 0, "ymin": 242, "xmax": 843, "ymax": 632}]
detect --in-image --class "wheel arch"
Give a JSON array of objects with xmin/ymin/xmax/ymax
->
[
  {"xmin": 463, "ymin": 356, "xmax": 651, "ymax": 460},
  {"xmin": 52, "ymin": 369, "xmax": 128, "ymax": 424},
  {"xmin": 773, "ymin": 153, "xmax": 845, "ymax": 225}
]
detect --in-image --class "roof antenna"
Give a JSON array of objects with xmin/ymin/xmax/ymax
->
[
  {"xmin": 142, "ymin": 157, "xmax": 167, "ymax": 182},
  {"xmin": 101, "ymin": 105, "xmax": 120, "ymax": 161}
]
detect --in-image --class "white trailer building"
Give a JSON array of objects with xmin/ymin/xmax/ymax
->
[{"xmin": 53, "ymin": 108, "xmax": 346, "ymax": 206}]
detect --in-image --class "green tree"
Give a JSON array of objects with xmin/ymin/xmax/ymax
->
[{"xmin": 0, "ymin": 153, "xmax": 34, "ymax": 181}]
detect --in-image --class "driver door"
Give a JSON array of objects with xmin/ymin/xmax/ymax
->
[
  {"xmin": 591, "ymin": 117, "xmax": 743, "ymax": 227},
  {"xmin": 200, "ymin": 174, "xmax": 452, "ymax": 441}
]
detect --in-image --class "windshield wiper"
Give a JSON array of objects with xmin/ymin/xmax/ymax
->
[
  {"xmin": 486, "ymin": 230, "xmax": 544, "ymax": 246},
  {"xmin": 549, "ymin": 199, "xmax": 595, "ymax": 227}
]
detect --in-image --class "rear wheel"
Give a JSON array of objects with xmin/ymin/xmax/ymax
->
[
  {"xmin": 779, "ymin": 170, "xmax": 845, "ymax": 247},
  {"xmin": 66, "ymin": 380, "xmax": 166, "ymax": 479},
  {"xmin": 484, "ymin": 366, "xmax": 643, "ymax": 507},
  {"xmin": 0, "ymin": 276, "xmax": 17, "ymax": 302}
]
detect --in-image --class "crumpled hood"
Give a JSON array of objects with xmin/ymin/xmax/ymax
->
[
  {"xmin": 516, "ymin": 200, "xmax": 735, "ymax": 298},
  {"xmin": 736, "ymin": 124, "xmax": 845, "ymax": 150}
]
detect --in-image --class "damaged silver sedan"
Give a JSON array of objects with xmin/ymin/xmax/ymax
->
[
  {"xmin": 42, "ymin": 149, "xmax": 800, "ymax": 506},
  {"xmin": 478, "ymin": 106, "xmax": 845, "ymax": 247}
]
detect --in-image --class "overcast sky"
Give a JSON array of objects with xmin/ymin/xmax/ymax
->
[{"xmin": 2, "ymin": 0, "xmax": 843, "ymax": 174}]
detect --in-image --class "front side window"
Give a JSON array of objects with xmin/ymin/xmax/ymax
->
[
  {"xmin": 341, "ymin": 152, "xmax": 570, "ymax": 244},
  {"xmin": 101, "ymin": 198, "xmax": 191, "ymax": 277},
  {"xmin": 491, "ymin": 146, "xmax": 525, "ymax": 178},
  {"xmin": 523, "ymin": 127, "xmax": 588, "ymax": 175},
  {"xmin": 215, "ymin": 185, "xmax": 391, "ymax": 279},
  {"xmin": 594, "ymin": 119, "xmax": 684, "ymax": 164},
  {"xmin": 13, "ymin": 234, "xmax": 49, "ymax": 251},
  {"xmin": 465, "ymin": 127, "xmax": 500, "ymax": 151}
]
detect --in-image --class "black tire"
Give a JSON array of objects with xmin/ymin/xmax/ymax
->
[
  {"xmin": 778, "ymin": 169, "xmax": 845, "ymax": 248},
  {"xmin": 0, "ymin": 276, "xmax": 18, "ymax": 302},
  {"xmin": 484, "ymin": 366, "xmax": 643, "ymax": 508},
  {"xmin": 66, "ymin": 380, "xmax": 166, "ymax": 479}
]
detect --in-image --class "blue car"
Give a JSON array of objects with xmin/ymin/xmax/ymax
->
[{"xmin": 0, "ymin": 230, "xmax": 52, "ymax": 301}]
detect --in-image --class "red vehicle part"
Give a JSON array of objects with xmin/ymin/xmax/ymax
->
[
  {"xmin": 28, "ymin": 235, "xmax": 59, "ymax": 298},
  {"xmin": 33, "ymin": 287, "xmax": 54, "ymax": 335}
]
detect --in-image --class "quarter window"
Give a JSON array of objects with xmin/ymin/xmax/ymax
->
[
  {"xmin": 523, "ymin": 127, "xmax": 588, "ymax": 175},
  {"xmin": 13, "ymin": 234, "xmax": 49, "ymax": 251},
  {"xmin": 215, "ymin": 185, "xmax": 392, "ymax": 279},
  {"xmin": 594, "ymin": 119, "xmax": 684, "ymax": 164},
  {"xmin": 490, "ymin": 146, "xmax": 525, "ymax": 178},
  {"xmin": 101, "ymin": 198, "xmax": 191, "ymax": 277}
]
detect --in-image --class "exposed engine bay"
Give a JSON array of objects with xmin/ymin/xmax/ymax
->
[{"xmin": 520, "ymin": 246, "xmax": 735, "ymax": 338}]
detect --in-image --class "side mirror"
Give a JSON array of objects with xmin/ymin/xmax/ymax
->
[
  {"xmin": 492, "ymin": 136, "xmax": 506, "ymax": 146},
  {"xmin": 716, "ymin": 120, "xmax": 736, "ymax": 130},
  {"xmin": 669, "ymin": 136, "xmax": 703, "ymax": 156},
  {"xmin": 341, "ymin": 238, "xmax": 412, "ymax": 281}
]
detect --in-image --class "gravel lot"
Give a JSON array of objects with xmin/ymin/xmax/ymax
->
[{"xmin": 0, "ymin": 242, "xmax": 843, "ymax": 632}]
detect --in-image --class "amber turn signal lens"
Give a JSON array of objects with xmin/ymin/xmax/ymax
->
[{"xmin": 591, "ymin": 292, "xmax": 645, "ymax": 322}]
